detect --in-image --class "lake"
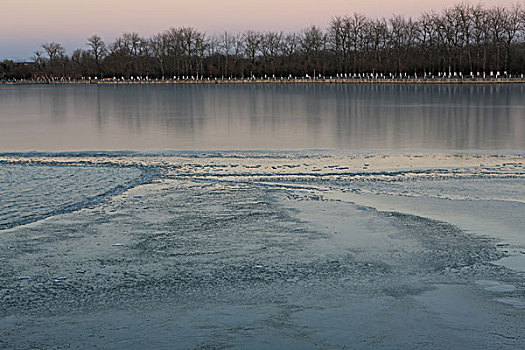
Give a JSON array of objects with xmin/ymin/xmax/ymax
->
[
  {"xmin": 2, "ymin": 83, "xmax": 525, "ymax": 349},
  {"xmin": 1, "ymin": 83, "xmax": 524, "ymax": 152}
]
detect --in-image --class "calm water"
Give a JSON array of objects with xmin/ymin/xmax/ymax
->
[{"xmin": 0, "ymin": 84, "xmax": 524, "ymax": 151}]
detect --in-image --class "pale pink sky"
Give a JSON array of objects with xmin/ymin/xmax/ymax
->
[{"xmin": 1, "ymin": 0, "xmax": 520, "ymax": 59}]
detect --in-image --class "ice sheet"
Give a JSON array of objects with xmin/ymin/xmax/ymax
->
[{"xmin": 1, "ymin": 151, "xmax": 524, "ymax": 349}]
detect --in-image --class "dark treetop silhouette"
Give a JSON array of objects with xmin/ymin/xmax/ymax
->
[{"xmin": 1, "ymin": 2, "xmax": 524, "ymax": 80}]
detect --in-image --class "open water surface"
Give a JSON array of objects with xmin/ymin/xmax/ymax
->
[{"xmin": 0, "ymin": 83, "xmax": 524, "ymax": 151}]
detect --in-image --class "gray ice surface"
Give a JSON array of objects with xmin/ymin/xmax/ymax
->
[
  {"xmin": 1, "ymin": 152, "xmax": 524, "ymax": 349},
  {"xmin": 0, "ymin": 163, "xmax": 144, "ymax": 229}
]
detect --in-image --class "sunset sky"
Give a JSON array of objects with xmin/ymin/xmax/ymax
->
[{"xmin": 1, "ymin": 0, "xmax": 519, "ymax": 60}]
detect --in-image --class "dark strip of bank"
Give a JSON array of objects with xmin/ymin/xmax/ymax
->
[{"xmin": 2, "ymin": 77, "xmax": 525, "ymax": 85}]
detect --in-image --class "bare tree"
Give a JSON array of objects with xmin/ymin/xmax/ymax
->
[
  {"xmin": 70, "ymin": 49, "xmax": 92, "ymax": 77},
  {"xmin": 328, "ymin": 16, "xmax": 349, "ymax": 72},
  {"xmin": 243, "ymin": 31, "xmax": 262, "ymax": 76},
  {"xmin": 454, "ymin": 3, "xmax": 475, "ymax": 72},
  {"xmin": 30, "ymin": 51, "xmax": 44, "ymax": 75},
  {"xmin": 488, "ymin": 6, "xmax": 507, "ymax": 70},
  {"xmin": 244, "ymin": 31, "xmax": 261, "ymax": 64},
  {"xmin": 301, "ymin": 25, "xmax": 325, "ymax": 76},
  {"xmin": 150, "ymin": 33, "xmax": 168, "ymax": 77},
  {"xmin": 87, "ymin": 35, "xmax": 107, "ymax": 77},
  {"xmin": 369, "ymin": 18, "xmax": 389, "ymax": 73},
  {"xmin": 41, "ymin": 42, "xmax": 67, "ymax": 76},
  {"xmin": 471, "ymin": 4, "xmax": 490, "ymax": 71},
  {"xmin": 502, "ymin": 4, "xmax": 523, "ymax": 71},
  {"xmin": 260, "ymin": 31, "xmax": 283, "ymax": 75},
  {"xmin": 216, "ymin": 32, "xmax": 232, "ymax": 77},
  {"xmin": 180, "ymin": 27, "xmax": 206, "ymax": 76},
  {"xmin": 42, "ymin": 42, "xmax": 65, "ymax": 62},
  {"xmin": 281, "ymin": 33, "xmax": 300, "ymax": 74},
  {"xmin": 346, "ymin": 13, "xmax": 368, "ymax": 72},
  {"xmin": 388, "ymin": 16, "xmax": 417, "ymax": 74}
]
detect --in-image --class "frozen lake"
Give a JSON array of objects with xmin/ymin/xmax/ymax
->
[
  {"xmin": 1, "ymin": 152, "xmax": 524, "ymax": 349},
  {"xmin": 1, "ymin": 84, "xmax": 525, "ymax": 349},
  {"xmin": 0, "ymin": 83, "xmax": 524, "ymax": 151}
]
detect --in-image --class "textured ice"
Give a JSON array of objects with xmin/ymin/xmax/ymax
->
[
  {"xmin": 0, "ymin": 162, "xmax": 148, "ymax": 229},
  {"xmin": 495, "ymin": 298, "xmax": 525, "ymax": 309},
  {"xmin": 0, "ymin": 151, "xmax": 524, "ymax": 349},
  {"xmin": 476, "ymin": 280, "xmax": 517, "ymax": 293}
]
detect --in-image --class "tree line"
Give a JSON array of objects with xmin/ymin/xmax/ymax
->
[{"xmin": 1, "ymin": 2, "xmax": 525, "ymax": 80}]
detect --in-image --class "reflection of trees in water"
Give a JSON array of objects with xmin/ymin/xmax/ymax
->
[
  {"xmin": 84, "ymin": 84, "xmax": 525, "ymax": 150},
  {"xmin": 5, "ymin": 84, "xmax": 523, "ymax": 150},
  {"xmin": 328, "ymin": 84, "xmax": 522, "ymax": 149}
]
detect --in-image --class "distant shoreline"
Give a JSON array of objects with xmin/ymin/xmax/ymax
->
[{"xmin": 2, "ymin": 77, "xmax": 525, "ymax": 85}]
